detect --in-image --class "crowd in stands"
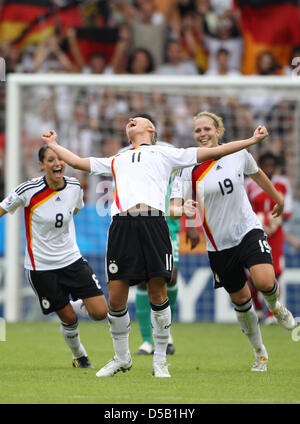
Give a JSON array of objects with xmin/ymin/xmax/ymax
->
[{"xmin": 0, "ymin": 0, "xmax": 300, "ymax": 226}]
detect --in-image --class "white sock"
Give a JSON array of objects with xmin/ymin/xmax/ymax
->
[
  {"xmin": 261, "ymin": 280, "xmax": 279, "ymax": 312},
  {"xmin": 151, "ymin": 299, "xmax": 171, "ymax": 364},
  {"xmin": 70, "ymin": 299, "xmax": 90, "ymax": 318},
  {"xmin": 234, "ymin": 299, "xmax": 266, "ymax": 355},
  {"xmin": 60, "ymin": 320, "xmax": 87, "ymax": 359},
  {"xmin": 108, "ymin": 308, "xmax": 131, "ymax": 363}
]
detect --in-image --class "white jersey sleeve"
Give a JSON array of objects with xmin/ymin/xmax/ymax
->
[
  {"xmin": 90, "ymin": 156, "xmax": 114, "ymax": 176},
  {"xmin": 0, "ymin": 178, "xmax": 42, "ymax": 213},
  {"xmin": 170, "ymin": 167, "xmax": 193, "ymax": 200},
  {"xmin": 243, "ymin": 151, "xmax": 259, "ymax": 175},
  {"xmin": 65, "ymin": 177, "xmax": 85, "ymax": 211},
  {"xmin": 75, "ymin": 186, "xmax": 84, "ymax": 210},
  {"xmin": 159, "ymin": 147, "xmax": 198, "ymax": 170},
  {"xmin": 0, "ymin": 191, "xmax": 25, "ymax": 214}
]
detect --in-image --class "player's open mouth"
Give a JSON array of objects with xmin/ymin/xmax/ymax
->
[
  {"xmin": 53, "ymin": 167, "xmax": 62, "ymax": 175},
  {"xmin": 128, "ymin": 120, "xmax": 137, "ymax": 128}
]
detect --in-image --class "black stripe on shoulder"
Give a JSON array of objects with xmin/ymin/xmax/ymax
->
[
  {"xmin": 65, "ymin": 178, "xmax": 81, "ymax": 188},
  {"xmin": 15, "ymin": 177, "xmax": 44, "ymax": 193},
  {"xmin": 66, "ymin": 181, "xmax": 81, "ymax": 187},
  {"xmin": 16, "ymin": 179, "xmax": 45, "ymax": 196},
  {"xmin": 64, "ymin": 177, "xmax": 80, "ymax": 183}
]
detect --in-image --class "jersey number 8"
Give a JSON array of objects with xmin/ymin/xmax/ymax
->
[{"xmin": 55, "ymin": 213, "xmax": 64, "ymax": 228}]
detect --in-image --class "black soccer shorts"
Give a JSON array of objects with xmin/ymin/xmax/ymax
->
[
  {"xmin": 106, "ymin": 212, "xmax": 173, "ymax": 285},
  {"xmin": 208, "ymin": 229, "xmax": 273, "ymax": 294},
  {"xmin": 26, "ymin": 257, "xmax": 104, "ymax": 314}
]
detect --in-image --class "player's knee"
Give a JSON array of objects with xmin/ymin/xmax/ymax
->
[
  {"xmin": 250, "ymin": 264, "xmax": 275, "ymax": 292},
  {"xmin": 88, "ymin": 302, "xmax": 108, "ymax": 321},
  {"xmin": 89, "ymin": 310, "xmax": 107, "ymax": 321}
]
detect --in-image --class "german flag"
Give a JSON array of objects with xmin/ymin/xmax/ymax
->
[
  {"xmin": 73, "ymin": 27, "xmax": 119, "ymax": 63},
  {"xmin": 0, "ymin": 0, "xmax": 54, "ymax": 44},
  {"xmin": 235, "ymin": 0, "xmax": 300, "ymax": 74},
  {"xmin": 0, "ymin": 0, "xmax": 110, "ymax": 50}
]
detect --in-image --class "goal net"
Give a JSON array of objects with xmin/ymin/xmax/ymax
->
[{"xmin": 2, "ymin": 74, "xmax": 300, "ymax": 322}]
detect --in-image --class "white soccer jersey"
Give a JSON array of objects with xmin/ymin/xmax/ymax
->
[
  {"xmin": 171, "ymin": 150, "xmax": 263, "ymax": 251},
  {"xmin": 90, "ymin": 144, "xmax": 198, "ymax": 216},
  {"xmin": 0, "ymin": 176, "xmax": 84, "ymax": 270}
]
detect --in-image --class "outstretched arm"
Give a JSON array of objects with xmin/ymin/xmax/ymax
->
[
  {"xmin": 41, "ymin": 130, "xmax": 91, "ymax": 172},
  {"xmin": 197, "ymin": 126, "xmax": 268, "ymax": 163},
  {"xmin": 249, "ymin": 168, "xmax": 284, "ymax": 217}
]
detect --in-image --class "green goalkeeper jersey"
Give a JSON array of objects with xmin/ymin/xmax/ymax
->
[{"xmin": 165, "ymin": 174, "xmax": 181, "ymax": 238}]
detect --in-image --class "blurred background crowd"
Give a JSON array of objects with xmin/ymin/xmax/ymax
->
[{"xmin": 0, "ymin": 0, "xmax": 300, "ymax": 255}]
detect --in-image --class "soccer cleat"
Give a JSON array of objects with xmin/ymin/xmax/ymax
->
[
  {"xmin": 272, "ymin": 303, "xmax": 296, "ymax": 330},
  {"xmin": 135, "ymin": 341, "xmax": 154, "ymax": 355},
  {"xmin": 166, "ymin": 343, "xmax": 175, "ymax": 355},
  {"xmin": 251, "ymin": 346, "xmax": 268, "ymax": 372},
  {"xmin": 72, "ymin": 356, "xmax": 94, "ymax": 369},
  {"xmin": 264, "ymin": 315, "xmax": 278, "ymax": 326},
  {"xmin": 152, "ymin": 361, "xmax": 171, "ymax": 378},
  {"xmin": 251, "ymin": 355, "xmax": 268, "ymax": 372},
  {"xmin": 96, "ymin": 356, "xmax": 132, "ymax": 377}
]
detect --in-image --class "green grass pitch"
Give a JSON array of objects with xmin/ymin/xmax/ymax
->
[{"xmin": 0, "ymin": 321, "xmax": 299, "ymax": 404}]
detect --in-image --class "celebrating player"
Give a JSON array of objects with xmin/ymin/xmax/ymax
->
[
  {"xmin": 41, "ymin": 113, "xmax": 269, "ymax": 378},
  {"xmin": 169, "ymin": 111, "xmax": 296, "ymax": 372},
  {"xmin": 245, "ymin": 152, "xmax": 293, "ymax": 324},
  {"xmin": 118, "ymin": 138, "xmax": 182, "ymax": 356},
  {"xmin": 0, "ymin": 146, "xmax": 108, "ymax": 368}
]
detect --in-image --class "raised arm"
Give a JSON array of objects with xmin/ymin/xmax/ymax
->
[
  {"xmin": 249, "ymin": 168, "xmax": 284, "ymax": 217},
  {"xmin": 41, "ymin": 130, "xmax": 91, "ymax": 172},
  {"xmin": 197, "ymin": 126, "xmax": 269, "ymax": 163}
]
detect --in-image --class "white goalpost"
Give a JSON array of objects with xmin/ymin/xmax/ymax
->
[{"xmin": 3, "ymin": 73, "xmax": 300, "ymax": 322}]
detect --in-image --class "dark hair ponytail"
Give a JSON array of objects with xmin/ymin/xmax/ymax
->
[{"xmin": 38, "ymin": 145, "xmax": 49, "ymax": 162}]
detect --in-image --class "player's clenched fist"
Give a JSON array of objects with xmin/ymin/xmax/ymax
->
[
  {"xmin": 41, "ymin": 130, "xmax": 58, "ymax": 145},
  {"xmin": 253, "ymin": 126, "xmax": 269, "ymax": 143}
]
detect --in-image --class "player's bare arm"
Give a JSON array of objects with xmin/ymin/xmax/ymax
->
[
  {"xmin": 196, "ymin": 126, "xmax": 268, "ymax": 162},
  {"xmin": 41, "ymin": 130, "xmax": 91, "ymax": 172},
  {"xmin": 249, "ymin": 168, "xmax": 284, "ymax": 218},
  {"xmin": 0, "ymin": 206, "xmax": 7, "ymax": 218}
]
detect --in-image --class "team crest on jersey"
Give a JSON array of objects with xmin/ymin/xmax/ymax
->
[
  {"xmin": 109, "ymin": 261, "xmax": 118, "ymax": 274},
  {"xmin": 41, "ymin": 297, "xmax": 50, "ymax": 310}
]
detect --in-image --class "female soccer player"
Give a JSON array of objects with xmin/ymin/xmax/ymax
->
[
  {"xmin": 0, "ymin": 146, "xmax": 108, "ymax": 368},
  {"xmin": 41, "ymin": 114, "xmax": 268, "ymax": 378},
  {"xmin": 169, "ymin": 111, "xmax": 296, "ymax": 372}
]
